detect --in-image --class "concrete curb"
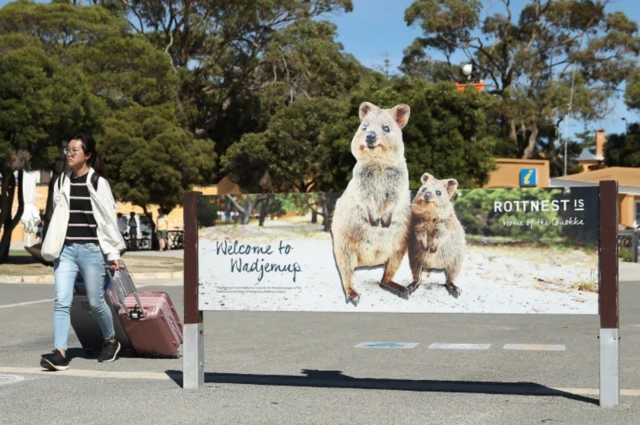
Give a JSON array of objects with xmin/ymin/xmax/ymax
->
[{"xmin": 0, "ymin": 271, "xmax": 183, "ymax": 285}]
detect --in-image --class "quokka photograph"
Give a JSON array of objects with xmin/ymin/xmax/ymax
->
[
  {"xmin": 196, "ymin": 100, "xmax": 600, "ymax": 315},
  {"xmin": 197, "ymin": 184, "xmax": 600, "ymax": 315}
]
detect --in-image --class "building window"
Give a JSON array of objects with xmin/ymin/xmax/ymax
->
[{"xmin": 636, "ymin": 201, "xmax": 640, "ymax": 228}]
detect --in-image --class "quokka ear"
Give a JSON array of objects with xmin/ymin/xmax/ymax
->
[
  {"xmin": 359, "ymin": 102, "xmax": 377, "ymax": 122},
  {"xmin": 421, "ymin": 172, "xmax": 435, "ymax": 185},
  {"xmin": 444, "ymin": 179, "xmax": 458, "ymax": 198},
  {"xmin": 389, "ymin": 104, "xmax": 410, "ymax": 129}
]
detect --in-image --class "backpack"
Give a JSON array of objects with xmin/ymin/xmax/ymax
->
[{"xmin": 58, "ymin": 171, "xmax": 100, "ymax": 192}]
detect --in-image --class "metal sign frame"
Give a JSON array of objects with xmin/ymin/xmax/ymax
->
[{"xmin": 181, "ymin": 180, "xmax": 620, "ymax": 407}]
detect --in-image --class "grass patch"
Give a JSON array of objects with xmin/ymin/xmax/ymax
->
[{"xmin": 572, "ymin": 280, "xmax": 598, "ymax": 293}]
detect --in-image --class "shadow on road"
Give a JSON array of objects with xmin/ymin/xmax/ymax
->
[{"xmin": 164, "ymin": 369, "xmax": 598, "ymax": 405}]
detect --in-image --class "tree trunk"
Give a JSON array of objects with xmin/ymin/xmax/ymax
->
[
  {"xmin": 320, "ymin": 194, "xmax": 337, "ymax": 233},
  {"xmin": 0, "ymin": 170, "xmax": 24, "ymax": 264},
  {"xmin": 258, "ymin": 197, "xmax": 270, "ymax": 227},
  {"xmin": 522, "ymin": 126, "xmax": 539, "ymax": 159},
  {"xmin": 311, "ymin": 209, "xmax": 317, "ymax": 223},
  {"xmin": 242, "ymin": 196, "xmax": 255, "ymax": 225},
  {"xmin": 509, "ymin": 119, "xmax": 518, "ymax": 149},
  {"xmin": 226, "ymin": 194, "xmax": 267, "ymax": 225}
]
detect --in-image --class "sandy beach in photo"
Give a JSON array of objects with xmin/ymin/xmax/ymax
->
[{"xmin": 197, "ymin": 223, "xmax": 598, "ymax": 315}]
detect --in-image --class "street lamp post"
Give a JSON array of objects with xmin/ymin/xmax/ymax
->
[
  {"xmin": 456, "ymin": 63, "xmax": 485, "ymax": 93},
  {"xmin": 462, "ymin": 64, "xmax": 473, "ymax": 81}
]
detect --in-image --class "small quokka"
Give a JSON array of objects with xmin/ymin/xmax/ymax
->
[
  {"xmin": 407, "ymin": 172, "xmax": 466, "ymax": 298},
  {"xmin": 331, "ymin": 101, "xmax": 412, "ymax": 305}
]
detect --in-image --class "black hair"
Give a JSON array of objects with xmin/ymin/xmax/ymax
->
[{"xmin": 71, "ymin": 133, "xmax": 106, "ymax": 177}]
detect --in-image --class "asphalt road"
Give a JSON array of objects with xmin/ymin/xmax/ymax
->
[{"xmin": 1, "ymin": 277, "xmax": 640, "ymax": 425}]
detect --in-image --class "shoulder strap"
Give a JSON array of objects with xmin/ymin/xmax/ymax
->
[
  {"xmin": 91, "ymin": 173, "xmax": 99, "ymax": 191},
  {"xmin": 57, "ymin": 172, "xmax": 66, "ymax": 191}
]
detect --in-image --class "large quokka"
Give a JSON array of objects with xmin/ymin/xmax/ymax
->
[
  {"xmin": 331, "ymin": 101, "xmax": 412, "ymax": 305},
  {"xmin": 407, "ymin": 173, "xmax": 466, "ymax": 298}
]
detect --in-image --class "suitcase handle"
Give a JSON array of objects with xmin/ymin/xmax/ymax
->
[{"xmin": 105, "ymin": 264, "xmax": 147, "ymax": 320}]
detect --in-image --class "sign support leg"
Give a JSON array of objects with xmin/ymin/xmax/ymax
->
[
  {"xmin": 598, "ymin": 180, "xmax": 620, "ymax": 407},
  {"xmin": 183, "ymin": 191, "xmax": 203, "ymax": 389}
]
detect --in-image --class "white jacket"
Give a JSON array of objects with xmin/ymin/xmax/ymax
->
[{"xmin": 43, "ymin": 167, "xmax": 127, "ymax": 262}]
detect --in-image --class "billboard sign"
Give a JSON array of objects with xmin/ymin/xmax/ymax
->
[{"xmin": 198, "ymin": 186, "xmax": 599, "ymax": 315}]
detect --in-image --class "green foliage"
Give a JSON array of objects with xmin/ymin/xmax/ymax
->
[
  {"xmin": 74, "ymin": 35, "xmax": 179, "ymax": 110},
  {"xmin": 260, "ymin": 19, "xmax": 363, "ymax": 107},
  {"xmin": 0, "ymin": 37, "xmax": 104, "ymax": 170},
  {"xmin": 221, "ymin": 97, "xmax": 351, "ymax": 193},
  {"xmin": 99, "ymin": 105, "xmax": 217, "ymax": 212},
  {"xmin": 604, "ymin": 130, "xmax": 640, "ymax": 168},
  {"xmin": 619, "ymin": 247, "xmax": 633, "ymax": 263},
  {"xmin": 625, "ymin": 71, "xmax": 640, "ymax": 111},
  {"xmin": 0, "ymin": 1, "xmax": 216, "ymax": 217},
  {"xmin": 0, "ymin": 1, "xmax": 128, "ymax": 53},
  {"xmin": 198, "ymin": 198, "xmax": 218, "ymax": 228},
  {"xmin": 404, "ymin": 0, "xmax": 640, "ymax": 159},
  {"xmin": 454, "ymin": 188, "xmax": 564, "ymax": 242},
  {"xmin": 123, "ymin": 0, "xmax": 356, "ymax": 159},
  {"xmin": 318, "ymin": 74, "xmax": 499, "ymax": 190}
]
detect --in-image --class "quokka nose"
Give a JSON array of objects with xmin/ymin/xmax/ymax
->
[
  {"xmin": 424, "ymin": 191, "xmax": 432, "ymax": 200},
  {"xmin": 365, "ymin": 131, "xmax": 377, "ymax": 145}
]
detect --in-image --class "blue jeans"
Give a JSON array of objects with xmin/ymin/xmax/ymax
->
[{"xmin": 53, "ymin": 243, "xmax": 115, "ymax": 350}]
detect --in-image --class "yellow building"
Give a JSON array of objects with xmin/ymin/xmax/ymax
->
[{"xmin": 484, "ymin": 158, "xmax": 550, "ymax": 188}]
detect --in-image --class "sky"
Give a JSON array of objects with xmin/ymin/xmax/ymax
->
[{"xmin": 1, "ymin": 0, "xmax": 638, "ymax": 141}]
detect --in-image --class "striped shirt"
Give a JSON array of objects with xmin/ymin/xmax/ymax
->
[{"xmin": 65, "ymin": 173, "xmax": 99, "ymax": 244}]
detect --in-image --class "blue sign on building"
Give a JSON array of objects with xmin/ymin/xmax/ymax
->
[{"xmin": 519, "ymin": 168, "xmax": 537, "ymax": 187}]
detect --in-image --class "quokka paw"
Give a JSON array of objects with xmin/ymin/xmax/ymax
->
[{"xmin": 346, "ymin": 288, "xmax": 360, "ymax": 305}]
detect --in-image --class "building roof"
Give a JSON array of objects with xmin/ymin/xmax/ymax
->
[
  {"xmin": 555, "ymin": 167, "xmax": 640, "ymax": 186},
  {"xmin": 576, "ymin": 147, "xmax": 603, "ymax": 162},
  {"xmin": 551, "ymin": 167, "xmax": 640, "ymax": 195}
]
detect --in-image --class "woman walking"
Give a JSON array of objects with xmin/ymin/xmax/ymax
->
[
  {"xmin": 40, "ymin": 133, "xmax": 127, "ymax": 371},
  {"xmin": 155, "ymin": 208, "xmax": 170, "ymax": 252}
]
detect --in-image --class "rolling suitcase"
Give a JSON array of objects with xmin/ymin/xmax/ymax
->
[
  {"xmin": 70, "ymin": 268, "xmax": 135, "ymax": 356},
  {"xmin": 107, "ymin": 268, "xmax": 183, "ymax": 358}
]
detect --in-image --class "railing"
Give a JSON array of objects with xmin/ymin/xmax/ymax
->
[
  {"xmin": 167, "ymin": 230, "xmax": 184, "ymax": 250},
  {"xmin": 122, "ymin": 234, "xmax": 152, "ymax": 251},
  {"xmin": 618, "ymin": 229, "xmax": 639, "ymax": 263}
]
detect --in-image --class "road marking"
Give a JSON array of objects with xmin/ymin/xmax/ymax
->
[
  {"xmin": 503, "ymin": 344, "xmax": 566, "ymax": 351},
  {"xmin": 1, "ymin": 367, "xmax": 640, "ymax": 398},
  {"xmin": 0, "ymin": 299, "xmax": 54, "ymax": 309},
  {"xmin": 428, "ymin": 343, "xmax": 491, "ymax": 350},
  {"xmin": 355, "ymin": 342, "xmax": 418, "ymax": 349},
  {"xmin": 0, "ymin": 374, "xmax": 25, "ymax": 386}
]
